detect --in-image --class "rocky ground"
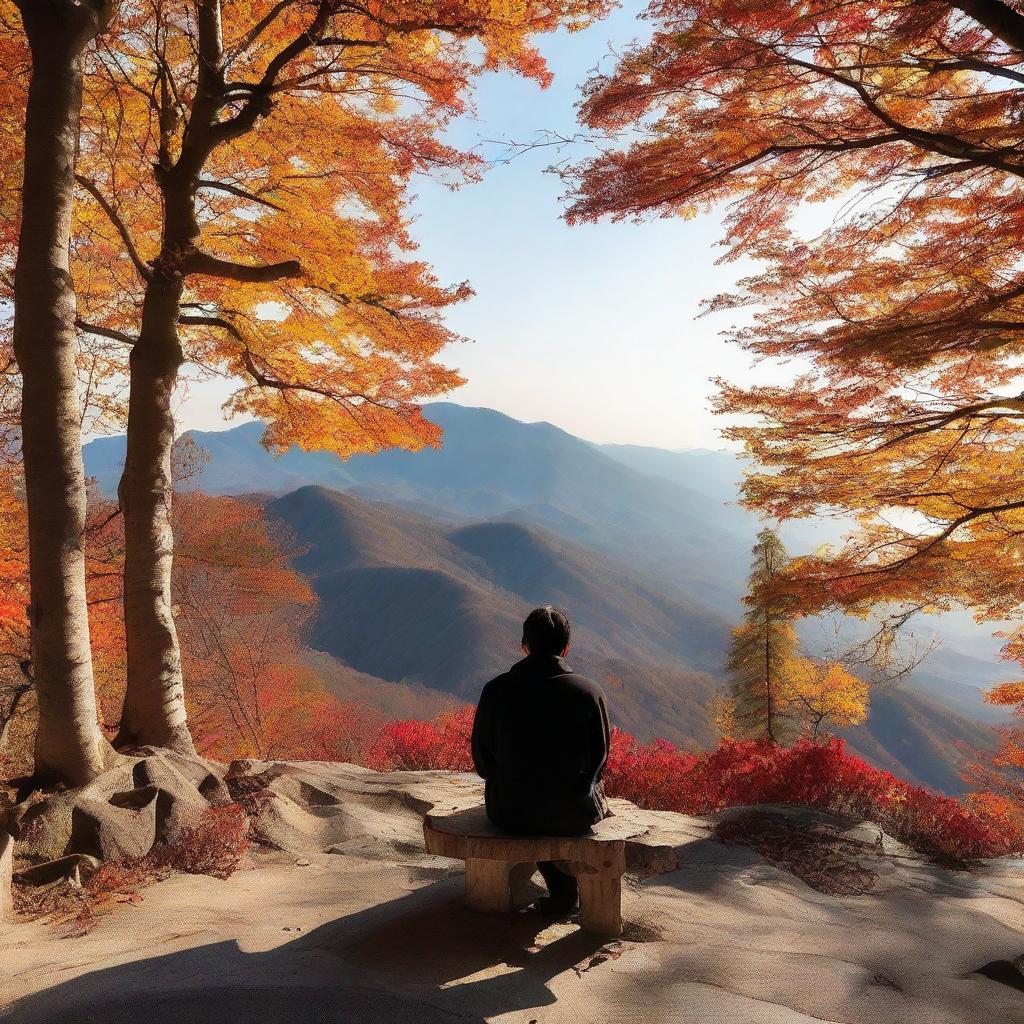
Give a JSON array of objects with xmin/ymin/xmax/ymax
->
[{"xmin": 2, "ymin": 760, "xmax": 1023, "ymax": 1023}]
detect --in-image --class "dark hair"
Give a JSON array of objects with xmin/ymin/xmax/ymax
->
[{"xmin": 522, "ymin": 606, "xmax": 571, "ymax": 657}]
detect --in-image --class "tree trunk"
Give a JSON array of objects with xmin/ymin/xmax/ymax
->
[
  {"xmin": 113, "ymin": 2, "xmax": 228, "ymax": 754},
  {"xmin": 114, "ymin": 272, "xmax": 192, "ymax": 752},
  {"xmin": 113, "ymin": 159, "xmax": 196, "ymax": 753},
  {"xmin": 12, "ymin": 2, "xmax": 112, "ymax": 785}
]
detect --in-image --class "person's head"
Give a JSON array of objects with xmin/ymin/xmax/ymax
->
[{"xmin": 521, "ymin": 606, "xmax": 571, "ymax": 658}]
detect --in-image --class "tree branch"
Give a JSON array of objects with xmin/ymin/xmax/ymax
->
[
  {"xmin": 74, "ymin": 174, "xmax": 153, "ymax": 281},
  {"xmin": 779, "ymin": 52, "xmax": 1024, "ymax": 179},
  {"xmin": 182, "ymin": 251, "xmax": 302, "ymax": 281},
  {"xmin": 196, "ymin": 178, "xmax": 285, "ymax": 211},
  {"xmin": 178, "ymin": 312, "xmax": 246, "ymax": 341},
  {"xmin": 75, "ymin": 319, "xmax": 138, "ymax": 346}
]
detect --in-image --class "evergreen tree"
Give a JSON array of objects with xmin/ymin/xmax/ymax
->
[{"xmin": 726, "ymin": 529, "xmax": 798, "ymax": 743}]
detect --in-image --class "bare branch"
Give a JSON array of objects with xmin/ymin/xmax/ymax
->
[
  {"xmin": 196, "ymin": 178, "xmax": 285, "ymax": 211},
  {"xmin": 75, "ymin": 319, "xmax": 138, "ymax": 347}
]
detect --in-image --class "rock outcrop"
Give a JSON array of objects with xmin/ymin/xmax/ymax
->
[
  {"xmin": 4, "ymin": 761, "xmax": 1023, "ymax": 1024},
  {"xmin": 11, "ymin": 748, "xmax": 230, "ymax": 869}
]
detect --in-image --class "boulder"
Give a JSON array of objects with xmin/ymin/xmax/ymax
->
[
  {"xmin": 69, "ymin": 789, "xmax": 159, "ymax": 862},
  {"xmin": 13, "ymin": 759, "xmax": 139, "ymax": 862},
  {"xmin": 12, "ymin": 750, "xmax": 229, "ymax": 866},
  {"xmin": 133, "ymin": 755, "xmax": 211, "ymax": 842},
  {"xmin": 13, "ymin": 852, "xmax": 101, "ymax": 886},
  {"xmin": 132, "ymin": 747, "xmax": 232, "ymax": 805}
]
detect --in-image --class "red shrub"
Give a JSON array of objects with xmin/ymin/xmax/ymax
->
[
  {"xmin": 603, "ymin": 729, "xmax": 699, "ymax": 810},
  {"xmin": 365, "ymin": 705, "xmax": 475, "ymax": 772},
  {"xmin": 147, "ymin": 803, "xmax": 251, "ymax": 878},
  {"xmin": 15, "ymin": 804, "xmax": 251, "ymax": 935},
  {"xmin": 368, "ymin": 711, "xmax": 1024, "ymax": 862}
]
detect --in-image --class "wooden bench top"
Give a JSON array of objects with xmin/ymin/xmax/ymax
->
[{"xmin": 423, "ymin": 803, "xmax": 648, "ymax": 868}]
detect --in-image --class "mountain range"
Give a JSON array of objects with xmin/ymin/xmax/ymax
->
[{"xmin": 84, "ymin": 403, "xmax": 1008, "ymax": 792}]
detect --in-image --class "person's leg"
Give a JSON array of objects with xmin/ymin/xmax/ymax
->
[{"xmin": 536, "ymin": 861, "xmax": 579, "ymax": 914}]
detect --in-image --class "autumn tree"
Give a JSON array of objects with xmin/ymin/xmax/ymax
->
[
  {"xmin": 568, "ymin": 1, "xmax": 1024, "ymax": 696},
  {"xmin": 721, "ymin": 529, "xmax": 871, "ymax": 743},
  {"xmin": 784, "ymin": 659, "xmax": 869, "ymax": 741},
  {"xmin": 0, "ymin": 1, "xmax": 122, "ymax": 785},
  {"xmin": 172, "ymin": 490, "xmax": 372, "ymax": 761},
  {"xmin": 69, "ymin": 0, "xmax": 610, "ymax": 754},
  {"xmin": 0, "ymin": 461, "xmax": 31, "ymax": 775}
]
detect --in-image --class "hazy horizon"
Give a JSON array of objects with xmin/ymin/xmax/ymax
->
[{"xmin": 89, "ymin": 399, "xmax": 737, "ymax": 457}]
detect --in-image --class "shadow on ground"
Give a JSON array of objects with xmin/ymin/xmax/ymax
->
[{"xmin": 2, "ymin": 878, "xmax": 611, "ymax": 1024}]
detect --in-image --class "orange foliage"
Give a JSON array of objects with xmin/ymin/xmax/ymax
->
[
  {"xmin": 567, "ymin": 2, "xmax": 1024, "ymax": 641},
  {"xmin": 0, "ymin": 471, "xmax": 372, "ymax": 774},
  {"xmin": 154, "ymin": 489, "xmax": 371, "ymax": 761},
  {"xmin": 0, "ymin": 462, "xmax": 27, "ymax": 647},
  {"xmin": 961, "ymin": 681, "xmax": 1024, "ymax": 830},
  {"xmin": 56, "ymin": 0, "xmax": 613, "ymax": 459},
  {"xmin": 0, "ymin": 4, "xmax": 27, "ymax": 277}
]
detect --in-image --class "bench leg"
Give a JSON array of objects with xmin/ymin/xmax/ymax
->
[
  {"xmin": 509, "ymin": 861, "xmax": 539, "ymax": 905},
  {"xmin": 577, "ymin": 873, "xmax": 623, "ymax": 937},
  {"xmin": 465, "ymin": 859, "xmax": 518, "ymax": 913}
]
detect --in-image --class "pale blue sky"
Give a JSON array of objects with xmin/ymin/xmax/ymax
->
[{"xmin": 177, "ymin": 2, "xmax": 787, "ymax": 450}]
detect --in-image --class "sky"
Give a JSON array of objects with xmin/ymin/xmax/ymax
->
[{"xmin": 175, "ymin": 1, "xmax": 784, "ymax": 451}]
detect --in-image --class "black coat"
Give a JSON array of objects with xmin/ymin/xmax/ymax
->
[{"xmin": 471, "ymin": 654, "xmax": 611, "ymax": 836}]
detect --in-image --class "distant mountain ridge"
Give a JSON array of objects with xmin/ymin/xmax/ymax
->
[
  {"xmin": 83, "ymin": 403, "xmax": 1006, "ymax": 792},
  {"xmin": 86, "ymin": 404, "xmax": 754, "ymax": 611}
]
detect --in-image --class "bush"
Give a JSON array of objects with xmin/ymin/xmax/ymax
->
[
  {"xmin": 14, "ymin": 803, "xmax": 250, "ymax": 935},
  {"xmin": 368, "ymin": 710, "xmax": 1024, "ymax": 863},
  {"xmin": 365, "ymin": 706, "xmax": 475, "ymax": 772},
  {"xmin": 147, "ymin": 802, "xmax": 250, "ymax": 878}
]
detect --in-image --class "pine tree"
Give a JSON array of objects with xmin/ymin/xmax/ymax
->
[{"xmin": 726, "ymin": 529, "xmax": 798, "ymax": 743}]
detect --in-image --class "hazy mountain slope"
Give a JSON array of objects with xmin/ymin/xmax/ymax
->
[
  {"xmin": 600, "ymin": 443, "xmax": 745, "ymax": 501},
  {"xmin": 599, "ymin": 441, "xmax": 847, "ymax": 552},
  {"xmin": 268, "ymin": 486, "xmax": 726, "ymax": 744},
  {"xmin": 267, "ymin": 486, "xmax": 993, "ymax": 789},
  {"xmin": 841, "ymin": 689, "xmax": 994, "ymax": 794},
  {"xmin": 447, "ymin": 521, "xmax": 727, "ymax": 672},
  {"xmin": 907, "ymin": 645, "xmax": 1016, "ymax": 724}
]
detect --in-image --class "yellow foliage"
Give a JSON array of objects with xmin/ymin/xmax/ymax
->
[{"xmin": 782, "ymin": 658, "xmax": 870, "ymax": 739}]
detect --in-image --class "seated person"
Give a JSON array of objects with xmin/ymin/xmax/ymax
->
[{"xmin": 471, "ymin": 606, "xmax": 611, "ymax": 917}]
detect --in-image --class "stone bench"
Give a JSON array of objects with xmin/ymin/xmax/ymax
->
[{"xmin": 423, "ymin": 804, "xmax": 647, "ymax": 936}]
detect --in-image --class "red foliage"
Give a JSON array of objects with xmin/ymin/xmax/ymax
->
[
  {"xmin": 368, "ymin": 711, "xmax": 1023, "ymax": 863},
  {"xmin": 146, "ymin": 803, "xmax": 250, "ymax": 879},
  {"xmin": 365, "ymin": 705, "xmax": 475, "ymax": 772},
  {"xmin": 607, "ymin": 731, "xmax": 1022, "ymax": 862}
]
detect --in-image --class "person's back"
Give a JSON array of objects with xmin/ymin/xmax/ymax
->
[{"xmin": 471, "ymin": 606, "xmax": 611, "ymax": 915}]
